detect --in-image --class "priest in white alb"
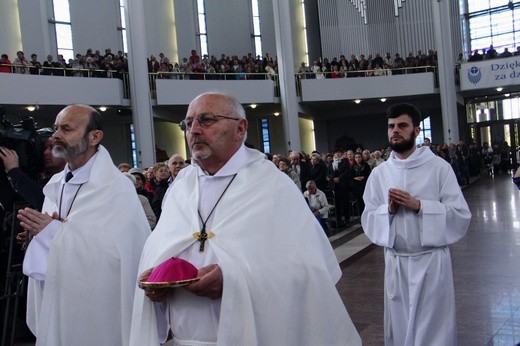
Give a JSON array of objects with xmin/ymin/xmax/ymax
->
[
  {"xmin": 130, "ymin": 92, "xmax": 361, "ymax": 346},
  {"xmin": 18, "ymin": 104, "xmax": 150, "ymax": 345},
  {"xmin": 361, "ymin": 103, "xmax": 471, "ymax": 346}
]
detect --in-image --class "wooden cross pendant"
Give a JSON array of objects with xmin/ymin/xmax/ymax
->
[{"xmin": 193, "ymin": 230, "xmax": 215, "ymax": 252}]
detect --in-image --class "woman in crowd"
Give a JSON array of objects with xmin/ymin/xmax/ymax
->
[
  {"xmin": 303, "ymin": 180, "xmax": 329, "ymax": 232},
  {"xmin": 149, "ymin": 162, "xmax": 170, "ymax": 220},
  {"xmin": 143, "ymin": 167, "xmax": 156, "ymax": 195},
  {"xmin": 349, "ymin": 152, "xmax": 371, "ymax": 214},
  {"xmin": 123, "ymin": 172, "xmax": 156, "ymax": 229},
  {"xmin": 129, "ymin": 168, "xmax": 153, "ymax": 204},
  {"xmin": 278, "ymin": 156, "xmax": 301, "ymax": 189}
]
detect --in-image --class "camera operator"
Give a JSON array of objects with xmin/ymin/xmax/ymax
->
[
  {"xmin": 0, "ymin": 138, "xmax": 66, "ymax": 211},
  {"xmin": 0, "ymin": 137, "xmax": 65, "ymax": 343}
]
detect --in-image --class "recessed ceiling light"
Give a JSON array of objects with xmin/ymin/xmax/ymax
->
[
  {"xmin": 99, "ymin": 106, "xmax": 107, "ymax": 112},
  {"xmin": 380, "ymin": 98, "xmax": 387, "ymax": 102},
  {"xmin": 274, "ymin": 112, "xmax": 280, "ymax": 116},
  {"xmin": 250, "ymin": 104, "xmax": 257, "ymax": 109},
  {"xmin": 27, "ymin": 106, "xmax": 36, "ymax": 112},
  {"xmin": 354, "ymin": 99, "xmax": 361, "ymax": 104},
  {"xmin": 504, "ymin": 93, "xmax": 510, "ymax": 97},
  {"xmin": 496, "ymin": 87, "xmax": 503, "ymax": 92}
]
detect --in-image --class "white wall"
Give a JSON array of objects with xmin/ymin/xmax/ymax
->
[
  {"xmin": 70, "ymin": 0, "xmax": 120, "ymax": 54},
  {"xmin": 299, "ymin": 117, "xmax": 315, "ymax": 154},
  {"xmin": 154, "ymin": 121, "xmax": 187, "ymax": 160},
  {"xmin": 205, "ymin": 2, "xmax": 254, "ymax": 56},
  {"xmin": 300, "ymin": 73, "xmax": 436, "ymax": 101},
  {"xmin": 173, "ymin": 0, "xmax": 197, "ymax": 61},
  {"xmin": 18, "ymin": 0, "xmax": 51, "ymax": 58},
  {"xmin": 143, "ymin": 0, "xmax": 177, "ymax": 60},
  {"xmin": 155, "ymin": 79, "xmax": 276, "ymax": 105},
  {"xmin": 0, "ymin": 74, "xmax": 124, "ymax": 106},
  {"xmin": 0, "ymin": 0, "xmax": 23, "ymax": 56},
  {"xmin": 258, "ymin": 0, "xmax": 276, "ymax": 58}
]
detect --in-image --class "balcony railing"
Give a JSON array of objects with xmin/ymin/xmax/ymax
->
[{"xmin": 1, "ymin": 63, "xmax": 442, "ymax": 102}]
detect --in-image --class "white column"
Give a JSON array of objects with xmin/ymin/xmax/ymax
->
[
  {"xmin": 124, "ymin": 0, "xmax": 156, "ymax": 168},
  {"xmin": 272, "ymin": 0, "xmax": 302, "ymax": 152},
  {"xmin": 0, "ymin": 0, "xmax": 22, "ymax": 57},
  {"xmin": 432, "ymin": 0, "xmax": 460, "ymax": 143}
]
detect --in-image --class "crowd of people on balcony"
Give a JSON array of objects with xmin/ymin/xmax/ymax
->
[
  {"xmin": 149, "ymin": 50, "xmax": 278, "ymax": 80},
  {"xmin": 0, "ymin": 48, "xmax": 129, "ymax": 78},
  {"xmin": 3, "ymin": 44, "xmax": 519, "ymax": 81},
  {"xmin": 467, "ymin": 45, "xmax": 520, "ymax": 62},
  {"xmin": 297, "ymin": 50, "xmax": 438, "ymax": 79}
]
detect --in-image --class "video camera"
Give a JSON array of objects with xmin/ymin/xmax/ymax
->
[{"xmin": 0, "ymin": 106, "xmax": 53, "ymax": 179}]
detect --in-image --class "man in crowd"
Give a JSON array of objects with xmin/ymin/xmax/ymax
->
[
  {"xmin": 130, "ymin": 92, "xmax": 361, "ymax": 345},
  {"xmin": 327, "ymin": 148, "xmax": 351, "ymax": 226},
  {"xmin": 167, "ymin": 153, "xmax": 186, "ymax": 185},
  {"xmin": 289, "ymin": 150, "xmax": 311, "ymax": 191},
  {"xmin": 361, "ymin": 103, "xmax": 471, "ymax": 345},
  {"xmin": 17, "ymin": 104, "xmax": 150, "ymax": 345}
]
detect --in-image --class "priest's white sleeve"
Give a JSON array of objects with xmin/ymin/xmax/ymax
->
[
  {"xmin": 420, "ymin": 168, "xmax": 471, "ymax": 247},
  {"xmin": 361, "ymin": 175, "xmax": 396, "ymax": 248},
  {"xmin": 23, "ymin": 220, "xmax": 61, "ymax": 281}
]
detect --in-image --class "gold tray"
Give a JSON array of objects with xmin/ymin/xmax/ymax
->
[{"xmin": 138, "ymin": 277, "xmax": 200, "ymax": 289}]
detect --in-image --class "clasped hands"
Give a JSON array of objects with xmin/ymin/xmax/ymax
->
[
  {"xmin": 388, "ymin": 188, "xmax": 421, "ymax": 214},
  {"xmin": 143, "ymin": 263, "xmax": 223, "ymax": 302},
  {"xmin": 16, "ymin": 208, "xmax": 58, "ymax": 242}
]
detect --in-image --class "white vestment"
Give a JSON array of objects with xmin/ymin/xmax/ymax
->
[
  {"xmin": 130, "ymin": 146, "xmax": 361, "ymax": 346},
  {"xmin": 25, "ymin": 146, "xmax": 150, "ymax": 346},
  {"xmin": 361, "ymin": 146, "xmax": 471, "ymax": 346}
]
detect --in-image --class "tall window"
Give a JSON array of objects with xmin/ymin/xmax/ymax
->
[
  {"xmin": 196, "ymin": 0, "xmax": 209, "ymax": 57},
  {"xmin": 52, "ymin": 0, "xmax": 74, "ymax": 61},
  {"xmin": 119, "ymin": 0, "xmax": 128, "ymax": 54},
  {"xmin": 251, "ymin": 0, "xmax": 263, "ymax": 58},
  {"xmin": 129, "ymin": 124, "xmax": 137, "ymax": 167},
  {"xmin": 301, "ymin": 0, "xmax": 309, "ymax": 65},
  {"xmin": 416, "ymin": 116, "xmax": 432, "ymax": 145},
  {"xmin": 464, "ymin": 0, "xmax": 520, "ymax": 54},
  {"xmin": 261, "ymin": 119, "xmax": 271, "ymax": 153}
]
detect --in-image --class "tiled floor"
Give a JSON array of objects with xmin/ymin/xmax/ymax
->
[{"xmin": 336, "ymin": 172, "xmax": 520, "ymax": 345}]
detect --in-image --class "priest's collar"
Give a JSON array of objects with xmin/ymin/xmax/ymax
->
[
  {"xmin": 389, "ymin": 146, "xmax": 434, "ymax": 169},
  {"xmin": 195, "ymin": 144, "xmax": 248, "ymax": 178},
  {"xmin": 62, "ymin": 151, "xmax": 99, "ymax": 185}
]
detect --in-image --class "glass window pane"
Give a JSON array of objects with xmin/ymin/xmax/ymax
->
[
  {"xmin": 467, "ymin": 0, "xmax": 491, "ymax": 13},
  {"xmin": 198, "ymin": 14, "xmax": 206, "ymax": 33},
  {"xmin": 122, "ymin": 29, "xmax": 128, "ymax": 53},
  {"xmin": 53, "ymin": 0, "xmax": 70, "ymax": 22},
  {"xmin": 197, "ymin": 0, "xmax": 205, "ymax": 13},
  {"xmin": 200, "ymin": 36, "xmax": 208, "ymax": 57},
  {"xmin": 423, "ymin": 117, "xmax": 431, "ymax": 129},
  {"xmin": 253, "ymin": 17, "xmax": 261, "ymax": 33},
  {"xmin": 255, "ymin": 37, "xmax": 262, "ymax": 58},
  {"xmin": 120, "ymin": 7, "xmax": 126, "ymax": 28},
  {"xmin": 252, "ymin": 0, "xmax": 259, "ymax": 16},
  {"xmin": 56, "ymin": 24, "xmax": 73, "ymax": 49},
  {"xmin": 58, "ymin": 48, "xmax": 74, "ymax": 61}
]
